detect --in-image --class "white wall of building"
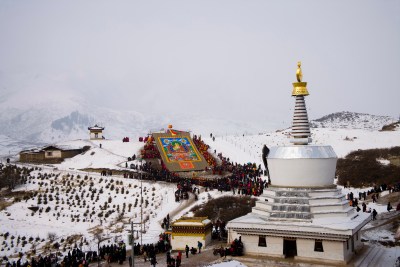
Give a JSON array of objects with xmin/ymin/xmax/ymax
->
[
  {"xmin": 230, "ymin": 232, "xmax": 359, "ymax": 264},
  {"xmin": 269, "ymin": 158, "xmax": 337, "ymax": 187},
  {"xmin": 296, "ymin": 239, "xmax": 345, "ymax": 262},
  {"xmin": 90, "ymin": 131, "xmax": 103, "ymax": 140},
  {"xmin": 240, "ymin": 235, "xmax": 284, "ymax": 257},
  {"xmin": 171, "ymin": 233, "xmax": 211, "ymax": 251},
  {"xmin": 44, "ymin": 150, "xmax": 62, "ymax": 159}
]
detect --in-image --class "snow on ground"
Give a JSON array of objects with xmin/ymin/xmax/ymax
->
[
  {"xmin": 1, "ymin": 126, "xmax": 400, "ymax": 263},
  {"xmin": 0, "ymin": 168, "xmax": 180, "ymax": 259},
  {"xmin": 202, "ymin": 127, "xmax": 400, "ymax": 169},
  {"xmin": 0, "ymin": 134, "xmax": 41, "ymax": 160},
  {"xmin": 377, "ymin": 158, "xmax": 391, "ymax": 166},
  {"xmin": 57, "ymin": 140, "xmax": 143, "ymax": 170},
  {"xmin": 207, "ymin": 260, "xmax": 247, "ymax": 267}
]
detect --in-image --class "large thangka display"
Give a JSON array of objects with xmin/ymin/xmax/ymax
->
[
  {"xmin": 153, "ymin": 132, "xmax": 209, "ymax": 172},
  {"xmin": 159, "ymin": 137, "xmax": 201, "ymax": 162}
]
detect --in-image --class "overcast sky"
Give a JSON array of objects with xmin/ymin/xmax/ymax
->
[{"xmin": 0, "ymin": 0, "xmax": 399, "ymax": 128}]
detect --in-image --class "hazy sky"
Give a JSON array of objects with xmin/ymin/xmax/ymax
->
[{"xmin": 0, "ymin": 0, "xmax": 399, "ymax": 127}]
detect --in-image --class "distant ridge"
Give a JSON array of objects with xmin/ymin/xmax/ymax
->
[{"xmin": 311, "ymin": 111, "xmax": 396, "ymax": 130}]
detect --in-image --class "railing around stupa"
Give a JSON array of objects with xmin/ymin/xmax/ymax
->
[
  {"xmin": 270, "ymin": 212, "xmax": 312, "ymax": 220},
  {"xmin": 275, "ymin": 191, "xmax": 309, "ymax": 198},
  {"xmin": 274, "ymin": 198, "xmax": 309, "ymax": 205},
  {"xmin": 272, "ymin": 205, "xmax": 310, "ymax": 212}
]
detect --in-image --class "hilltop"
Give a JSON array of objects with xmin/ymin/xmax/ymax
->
[{"xmin": 311, "ymin": 111, "xmax": 396, "ymax": 130}]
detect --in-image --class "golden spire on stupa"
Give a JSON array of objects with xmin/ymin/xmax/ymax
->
[
  {"xmin": 290, "ymin": 61, "xmax": 311, "ymax": 145},
  {"xmin": 291, "ymin": 61, "xmax": 309, "ymax": 96}
]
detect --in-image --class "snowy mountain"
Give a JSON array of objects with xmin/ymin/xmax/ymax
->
[
  {"xmin": 0, "ymin": 80, "xmax": 396, "ymax": 158},
  {"xmin": 310, "ymin": 111, "xmax": 397, "ymax": 130},
  {"xmin": 0, "ymin": 76, "xmax": 273, "ymax": 158},
  {"xmin": 0, "ymin": 134, "xmax": 43, "ymax": 160},
  {"xmin": 0, "ymin": 96, "xmax": 267, "ymax": 157}
]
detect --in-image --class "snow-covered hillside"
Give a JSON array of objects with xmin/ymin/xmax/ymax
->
[
  {"xmin": 0, "ymin": 135, "xmax": 42, "ymax": 160},
  {"xmin": 201, "ymin": 127, "xmax": 400, "ymax": 166},
  {"xmin": 1, "ymin": 124, "xmax": 399, "ymax": 264},
  {"xmin": 311, "ymin": 111, "xmax": 397, "ymax": 130}
]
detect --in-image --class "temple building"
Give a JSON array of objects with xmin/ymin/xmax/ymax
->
[
  {"xmin": 88, "ymin": 125, "xmax": 105, "ymax": 140},
  {"xmin": 19, "ymin": 145, "xmax": 89, "ymax": 163},
  {"xmin": 170, "ymin": 217, "xmax": 212, "ymax": 251},
  {"xmin": 226, "ymin": 62, "xmax": 370, "ymax": 264}
]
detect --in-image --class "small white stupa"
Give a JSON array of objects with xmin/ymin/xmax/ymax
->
[{"xmin": 227, "ymin": 62, "xmax": 370, "ymax": 264}]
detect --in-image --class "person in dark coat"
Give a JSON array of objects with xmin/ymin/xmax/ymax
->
[
  {"xmin": 372, "ymin": 209, "xmax": 377, "ymax": 220},
  {"xmin": 262, "ymin": 145, "xmax": 270, "ymax": 182},
  {"xmin": 197, "ymin": 241, "xmax": 203, "ymax": 253},
  {"xmin": 150, "ymin": 256, "xmax": 157, "ymax": 267},
  {"xmin": 185, "ymin": 245, "xmax": 189, "ymax": 258},
  {"xmin": 387, "ymin": 202, "xmax": 392, "ymax": 212}
]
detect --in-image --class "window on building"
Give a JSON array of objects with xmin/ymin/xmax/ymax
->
[
  {"xmin": 95, "ymin": 133, "xmax": 99, "ymax": 138},
  {"xmin": 314, "ymin": 240, "xmax": 323, "ymax": 252},
  {"xmin": 346, "ymin": 239, "xmax": 349, "ymax": 250},
  {"xmin": 47, "ymin": 152, "xmax": 53, "ymax": 157},
  {"xmin": 258, "ymin": 236, "xmax": 267, "ymax": 247},
  {"xmin": 356, "ymin": 232, "xmax": 358, "ymax": 240}
]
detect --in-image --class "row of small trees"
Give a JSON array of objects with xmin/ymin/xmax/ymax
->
[
  {"xmin": 336, "ymin": 146, "xmax": 400, "ymax": 187},
  {"xmin": 0, "ymin": 165, "xmax": 32, "ymax": 190}
]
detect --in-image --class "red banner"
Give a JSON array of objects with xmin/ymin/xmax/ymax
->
[{"xmin": 179, "ymin": 161, "xmax": 194, "ymax": 169}]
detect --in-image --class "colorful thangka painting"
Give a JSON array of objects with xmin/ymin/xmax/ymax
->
[{"xmin": 159, "ymin": 137, "xmax": 201, "ymax": 162}]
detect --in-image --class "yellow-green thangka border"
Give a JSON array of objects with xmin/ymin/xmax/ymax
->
[{"xmin": 156, "ymin": 135, "xmax": 202, "ymax": 163}]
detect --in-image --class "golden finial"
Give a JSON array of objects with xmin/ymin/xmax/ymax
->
[
  {"xmin": 292, "ymin": 61, "xmax": 309, "ymax": 96},
  {"xmin": 296, "ymin": 61, "xmax": 302, "ymax": 82}
]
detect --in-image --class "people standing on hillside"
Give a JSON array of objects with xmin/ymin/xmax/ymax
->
[
  {"xmin": 387, "ymin": 202, "xmax": 392, "ymax": 212},
  {"xmin": 372, "ymin": 209, "xmax": 378, "ymax": 220},
  {"xmin": 197, "ymin": 241, "xmax": 203, "ymax": 253},
  {"xmin": 185, "ymin": 245, "xmax": 189, "ymax": 258},
  {"xmin": 150, "ymin": 256, "xmax": 157, "ymax": 267},
  {"xmin": 166, "ymin": 250, "xmax": 171, "ymax": 265}
]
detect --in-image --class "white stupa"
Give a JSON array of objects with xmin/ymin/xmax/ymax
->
[{"xmin": 227, "ymin": 62, "xmax": 370, "ymax": 264}]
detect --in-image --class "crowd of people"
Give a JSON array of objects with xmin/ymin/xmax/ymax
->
[
  {"xmin": 346, "ymin": 184, "xmax": 400, "ymax": 221},
  {"xmin": 192, "ymin": 135, "xmax": 216, "ymax": 167},
  {"xmin": 99, "ymin": 243, "xmax": 127, "ymax": 264},
  {"xmin": 140, "ymin": 142, "xmax": 160, "ymax": 159},
  {"xmin": 100, "ymin": 170, "xmax": 113, "ymax": 176},
  {"xmin": 130, "ymin": 233, "xmax": 171, "ymax": 266},
  {"xmin": 133, "ymin": 132, "xmax": 270, "ymax": 200},
  {"xmin": 214, "ymin": 237, "xmax": 244, "ymax": 258},
  {"xmin": 2, "ymin": 236, "xmax": 174, "ymax": 267},
  {"xmin": 3, "ymin": 246, "xmax": 105, "ymax": 267}
]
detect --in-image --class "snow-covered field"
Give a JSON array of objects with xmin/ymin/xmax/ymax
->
[
  {"xmin": 202, "ymin": 126, "xmax": 400, "ymax": 165},
  {"xmin": 0, "ymin": 125, "xmax": 399, "ymax": 265}
]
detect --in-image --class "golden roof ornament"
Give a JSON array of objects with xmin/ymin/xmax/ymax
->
[
  {"xmin": 292, "ymin": 61, "xmax": 309, "ymax": 96},
  {"xmin": 296, "ymin": 61, "xmax": 303, "ymax": 82}
]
